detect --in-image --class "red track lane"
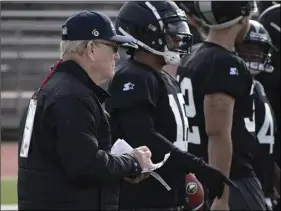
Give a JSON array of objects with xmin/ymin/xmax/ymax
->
[{"xmin": 1, "ymin": 143, "xmax": 18, "ymax": 178}]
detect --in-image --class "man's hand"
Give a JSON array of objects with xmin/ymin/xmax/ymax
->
[
  {"xmin": 196, "ymin": 164, "xmax": 237, "ymax": 201},
  {"xmin": 124, "ymin": 173, "xmax": 150, "ymax": 184},
  {"xmin": 130, "ymin": 146, "xmax": 154, "ymax": 170},
  {"xmin": 211, "ymin": 198, "xmax": 229, "ymax": 211}
]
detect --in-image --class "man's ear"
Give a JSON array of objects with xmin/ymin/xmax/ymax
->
[
  {"xmin": 86, "ymin": 40, "xmax": 96, "ymax": 55},
  {"xmin": 85, "ymin": 40, "xmax": 97, "ymax": 61}
]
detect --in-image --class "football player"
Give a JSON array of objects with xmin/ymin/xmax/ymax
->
[
  {"xmin": 105, "ymin": 1, "xmax": 235, "ymax": 210},
  {"xmin": 177, "ymin": 1, "xmax": 267, "ymax": 210},
  {"xmin": 257, "ymin": 4, "xmax": 280, "ymax": 210},
  {"xmin": 236, "ymin": 19, "xmax": 278, "ymax": 211},
  {"xmin": 258, "ymin": 4, "xmax": 280, "ymax": 169}
]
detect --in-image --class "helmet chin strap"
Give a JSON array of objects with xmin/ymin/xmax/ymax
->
[
  {"xmin": 246, "ymin": 62, "xmax": 274, "ymax": 75},
  {"xmin": 118, "ymin": 27, "xmax": 181, "ymax": 65},
  {"xmin": 163, "ymin": 46, "xmax": 181, "ymax": 65}
]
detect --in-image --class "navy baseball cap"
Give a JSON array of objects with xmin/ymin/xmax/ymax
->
[{"xmin": 61, "ymin": 10, "xmax": 135, "ymax": 44}]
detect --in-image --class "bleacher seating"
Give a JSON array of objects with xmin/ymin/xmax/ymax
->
[
  {"xmin": 0, "ymin": 1, "xmax": 259, "ymax": 130},
  {"xmin": 1, "ymin": 1, "xmax": 124, "ymax": 129}
]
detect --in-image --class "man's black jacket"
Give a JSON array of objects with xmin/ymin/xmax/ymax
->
[{"xmin": 17, "ymin": 60, "xmax": 141, "ymax": 210}]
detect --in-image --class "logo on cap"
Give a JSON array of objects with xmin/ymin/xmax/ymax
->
[
  {"xmin": 62, "ymin": 26, "xmax": 68, "ymax": 35},
  {"xmin": 92, "ymin": 29, "xmax": 99, "ymax": 37}
]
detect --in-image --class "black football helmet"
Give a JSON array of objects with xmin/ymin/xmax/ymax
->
[
  {"xmin": 176, "ymin": 1, "xmax": 209, "ymax": 44},
  {"xmin": 115, "ymin": 1, "xmax": 193, "ymax": 65},
  {"xmin": 236, "ymin": 20, "xmax": 275, "ymax": 74},
  {"xmin": 194, "ymin": 1, "xmax": 256, "ymax": 29},
  {"xmin": 257, "ymin": 1, "xmax": 280, "ymax": 14},
  {"xmin": 258, "ymin": 4, "xmax": 280, "ymax": 51},
  {"xmin": 258, "ymin": 4, "xmax": 280, "ymax": 68},
  {"xmin": 176, "ymin": 1, "xmax": 201, "ymax": 19}
]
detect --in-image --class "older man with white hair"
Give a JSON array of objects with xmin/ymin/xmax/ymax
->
[{"xmin": 17, "ymin": 10, "xmax": 153, "ymax": 210}]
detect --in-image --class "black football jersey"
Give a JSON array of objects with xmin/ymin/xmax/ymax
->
[
  {"xmin": 255, "ymin": 68, "xmax": 280, "ymax": 168},
  {"xmin": 250, "ymin": 80, "xmax": 276, "ymax": 194},
  {"xmin": 107, "ymin": 59, "xmax": 188, "ymax": 152},
  {"xmin": 106, "ymin": 59, "xmax": 189, "ymax": 207},
  {"xmin": 258, "ymin": 4, "xmax": 280, "ymax": 167},
  {"xmin": 177, "ymin": 42, "xmax": 255, "ymax": 179}
]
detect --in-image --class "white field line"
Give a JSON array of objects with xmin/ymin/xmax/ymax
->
[
  {"xmin": 1, "ymin": 204, "xmax": 18, "ymax": 210},
  {"xmin": 1, "ymin": 176, "xmax": 17, "ymax": 181}
]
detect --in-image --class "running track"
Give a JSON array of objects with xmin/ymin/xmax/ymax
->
[{"xmin": 1, "ymin": 142, "xmax": 18, "ymax": 178}]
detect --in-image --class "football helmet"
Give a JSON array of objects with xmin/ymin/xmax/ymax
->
[
  {"xmin": 258, "ymin": 4, "xmax": 280, "ymax": 52},
  {"xmin": 236, "ymin": 20, "xmax": 275, "ymax": 74},
  {"xmin": 176, "ymin": 1, "xmax": 209, "ymax": 44},
  {"xmin": 176, "ymin": 1, "xmax": 201, "ymax": 20},
  {"xmin": 258, "ymin": 4, "xmax": 280, "ymax": 68},
  {"xmin": 115, "ymin": 1, "xmax": 193, "ymax": 65},
  {"xmin": 194, "ymin": 1, "xmax": 257, "ymax": 29},
  {"xmin": 257, "ymin": 1, "xmax": 280, "ymax": 14}
]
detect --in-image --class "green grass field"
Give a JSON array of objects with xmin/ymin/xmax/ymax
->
[{"xmin": 1, "ymin": 179, "xmax": 17, "ymax": 205}]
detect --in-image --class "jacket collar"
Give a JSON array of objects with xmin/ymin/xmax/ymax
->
[{"xmin": 55, "ymin": 60, "xmax": 110, "ymax": 103}]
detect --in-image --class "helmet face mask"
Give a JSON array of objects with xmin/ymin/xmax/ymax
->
[
  {"xmin": 164, "ymin": 21, "xmax": 193, "ymax": 54},
  {"xmin": 236, "ymin": 42, "xmax": 273, "ymax": 74},
  {"xmin": 236, "ymin": 20, "xmax": 274, "ymax": 75}
]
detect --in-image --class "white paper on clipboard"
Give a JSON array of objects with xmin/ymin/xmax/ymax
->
[
  {"xmin": 111, "ymin": 139, "xmax": 172, "ymax": 191},
  {"xmin": 20, "ymin": 98, "xmax": 37, "ymax": 158},
  {"xmin": 111, "ymin": 139, "xmax": 170, "ymax": 173}
]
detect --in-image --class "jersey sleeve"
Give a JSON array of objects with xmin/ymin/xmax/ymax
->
[
  {"xmin": 106, "ymin": 70, "xmax": 160, "ymax": 112},
  {"xmin": 204, "ymin": 56, "xmax": 252, "ymax": 99}
]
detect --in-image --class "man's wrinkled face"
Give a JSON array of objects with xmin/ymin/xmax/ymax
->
[{"xmin": 86, "ymin": 40, "xmax": 120, "ymax": 81}]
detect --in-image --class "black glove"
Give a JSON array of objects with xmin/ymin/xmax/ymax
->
[
  {"xmin": 273, "ymin": 199, "xmax": 280, "ymax": 211},
  {"xmin": 168, "ymin": 148, "xmax": 237, "ymax": 200},
  {"xmin": 195, "ymin": 164, "xmax": 237, "ymax": 200}
]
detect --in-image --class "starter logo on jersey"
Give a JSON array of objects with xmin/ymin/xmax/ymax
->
[
  {"xmin": 229, "ymin": 67, "xmax": 239, "ymax": 75},
  {"xmin": 123, "ymin": 82, "xmax": 135, "ymax": 91}
]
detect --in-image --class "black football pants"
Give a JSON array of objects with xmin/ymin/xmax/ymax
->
[
  {"xmin": 206, "ymin": 176, "xmax": 267, "ymax": 210},
  {"xmin": 229, "ymin": 176, "xmax": 267, "ymax": 210}
]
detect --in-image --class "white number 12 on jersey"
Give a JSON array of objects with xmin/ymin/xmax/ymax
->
[
  {"xmin": 168, "ymin": 93, "xmax": 189, "ymax": 152},
  {"xmin": 179, "ymin": 77, "xmax": 201, "ymax": 147}
]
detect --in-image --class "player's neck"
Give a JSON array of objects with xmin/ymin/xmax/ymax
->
[
  {"xmin": 206, "ymin": 30, "xmax": 236, "ymax": 52},
  {"xmin": 134, "ymin": 51, "xmax": 164, "ymax": 72}
]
